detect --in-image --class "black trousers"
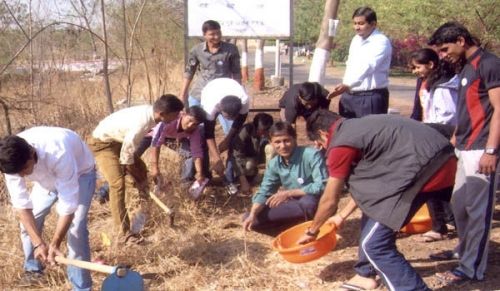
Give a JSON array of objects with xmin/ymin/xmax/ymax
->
[
  {"xmin": 339, "ymin": 88, "xmax": 389, "ymax": 118},
  {"xmin": 426, "ymin": 188, "xmax": 455, "ymax": 234}
]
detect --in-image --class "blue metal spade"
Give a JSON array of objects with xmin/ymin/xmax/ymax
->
[{"xmin": 56, "ymin": 256, "xmax": 144, "ymax": 291}]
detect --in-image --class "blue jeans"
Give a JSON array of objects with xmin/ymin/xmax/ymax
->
[
  {"xmin": 189, "ymin": 95, "xmax": 233, "ymax": 134},
  {"xmin": 188, "ymin": 96, "xmax": 201, "ymax": 107},
  {"xmin": 354, "ymin": 214, "xmax": 430, "ymax": 291},
  {"xmin": 217, "ymin": 115, "xmax": 233, "ymax": 135},
  {"xmin": 175, "ymin": 138, "xmax": 195, "ymax": 182},
  {"xmin": 225, "ymin": 138, "xmax": 268, "ymax": 183},
  {"xmin": 21, "ymin": 170, "xmax": 96, "ymax": 291}
]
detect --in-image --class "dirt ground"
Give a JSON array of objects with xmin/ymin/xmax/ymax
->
[{"xmin": 0, "ymin": 71, "xmax": 499, "ymax": 291}]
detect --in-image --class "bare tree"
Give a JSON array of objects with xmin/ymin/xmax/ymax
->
[
  {"xmin": 124, "ymin": 0, "xmax": 148, "ymax": 106},
  {"xmin": 100, "ymin": 0, "xmax": 113, "ymax": 113},
  {"xmin": 69, "ymin": 0, "xmax": 99, "ymax": 58}
]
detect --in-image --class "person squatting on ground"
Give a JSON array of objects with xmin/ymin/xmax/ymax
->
[
  {"xmin": 180, "ymin": 19, "xmax": 241, "ymax": 110},
  {"xmin": 201, "ymin": 77, "xmax": 250, "ymax": 195},
  {"xmin": 299, "ymin": 110, "xmax": 457, "ymax": 291},
  {"xmin": 148, "ymin": 106, "xmax": 209, "ymax": 200},
  {"xmin": 0, "ymin": 127, "xmax": 96, "ymax": 290},
  {"xmin": 225, "ymin": 113, "xmax": 274, "ymax": 196},
  {"xmin": 328, "ymin": 6, "xmax": 392, "ymax": 118},
  {"xmin": 242, "ymin": 121, "xmax": 328, "ymax": 236},
  {"xmin": 88, "ymin": 94, "xmax": 183, "ymax": 243},
  {"xmin": 409, "ymin": 47, "xmax": 459, "ymax": 242},
  {"xmin": 428, "ymin": 21, "xmax": 500, "ymax": 285},
  {"xmin": 279, "ymin": 81, "xmax": 330, "ymax": 124}
]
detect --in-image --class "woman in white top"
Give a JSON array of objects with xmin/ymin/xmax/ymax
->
[
  {"xmin": 409, "ymin": 48, "xmax": 458, "ymax": 242},
  {"xmin": 410, "ymin": 48, "xmax": 459, "ymax": 125}
]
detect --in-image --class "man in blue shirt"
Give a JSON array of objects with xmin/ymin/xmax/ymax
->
[{"xmin": 242, "ymin": 121, "xmax": 327, "ymax": 234}]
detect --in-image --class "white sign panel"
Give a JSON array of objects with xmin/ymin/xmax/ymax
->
[{"xmin": 187, "ymin": 0, "xmax": 291, "ymax": 38}]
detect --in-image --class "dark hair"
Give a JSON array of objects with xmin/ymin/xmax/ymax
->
[
  {"xmin": 409, "ymin": 48, "xmax": 457, "ymax": 90},
  {"xmin": 298, "ymin": 82, "xmax": 325, "ymax": 101},
  {"xmin": 306, "ymin": 109, "xmax": 341, "ymax": 141},
  {"xmin": 0, "ymin": 135, "xmax": 33, "ymax": 174},
  {"xmin": 253, "ymin": 113, "xmax": 274, "ymax": 132},
  {"xmin": 186, "ymin": 105, "xmax": 207, "ymax": 123},
  {"xmin": 202, "ymin": 20, "xmax": 221, "ymax": 34},
  {"xmin": 352, "ymin": 6, "xmax": 377, "ymax": 23},
  {"xmin": 220, "ymin": 95, "xmax": 242, "ymax": 118},
  {"xmin": 428, "ymin": 22, "xmax": 475, "ymax": 46},
  {"xmin": 153, "ymin": 94, "xmax": 183, "ymax": 114},
  {"xmin": 269, "ymin": 121, "xmax": 296, "ymax": 139}
]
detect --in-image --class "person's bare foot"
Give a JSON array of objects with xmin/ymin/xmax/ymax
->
[{"xmin": 337, "ymin": 274, "xmax": 379, "ymax": 290}]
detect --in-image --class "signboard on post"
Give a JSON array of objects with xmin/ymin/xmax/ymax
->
[{"xmin": 187, "ymin": 0, "xmax": 291, "ymax": 38}]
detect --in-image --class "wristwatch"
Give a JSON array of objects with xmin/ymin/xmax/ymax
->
[{"xmin": 485, "ymin": 148, "xmax": 498, "ymax": 155}]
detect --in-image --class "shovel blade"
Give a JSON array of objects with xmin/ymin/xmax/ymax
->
[{"xmin": 102, "ymin": 270, "xmax": 144, "ymax": 291}]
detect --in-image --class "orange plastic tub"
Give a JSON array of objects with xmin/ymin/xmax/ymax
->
[
  {"xmin": 400, "ymin": 204, "xmax": 432, "ymax": 234},
  {"xmin": 271, "ymin": 221, "xmax": 336, "ymax": 264}
]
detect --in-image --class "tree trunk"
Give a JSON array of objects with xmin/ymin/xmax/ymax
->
[
  {"xmin": 121, "ymin": 0, "xmax": 132, "ymax": 106},
  {"xmin": 100, "ymin": 0, "xmax": 114, "ymax": 113},
  {"xmin": 28, "ymin": 0, "xmax": 36, "ymax": 122},
  {"xmin": 125, "ymin": 0, "xmax": 148, "ymax": 106},
  {"xmin": 0, "ymin": 98, "xmax": 12, "ymax": 135},
  {"xmin": 308, "ymin": 0, "xmax": 340, "ymax": 84}
]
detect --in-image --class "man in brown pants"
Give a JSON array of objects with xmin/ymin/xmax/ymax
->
[{"xmin": 88, "ymin": 94, "xmax": 183, "ymax": 243}]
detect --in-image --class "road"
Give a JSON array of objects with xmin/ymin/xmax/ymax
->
[{"xmin": 248, "ymin": 50, "xmax": 416, "ymax": 102}]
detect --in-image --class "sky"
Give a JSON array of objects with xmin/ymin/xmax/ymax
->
[{"xmin": 16, "ymin": 0, "xmax": 92, "ymax": 22}]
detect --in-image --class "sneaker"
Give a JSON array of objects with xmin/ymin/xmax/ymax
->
[
  {"xmin": 18, "ymin": 271, "xmax": 44, "ymax": 287},
  {"xmin": 226, "ymin": 183, "xmax": 239, "ymax": 196},
  {"xmin": 188, "ymin": 178, "xmax": 209, "ymax": 200}
]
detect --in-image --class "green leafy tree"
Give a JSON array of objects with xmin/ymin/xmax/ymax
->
[{"xmin": 294, "ymin": 0, "xmax": 499, "ymax": 63}]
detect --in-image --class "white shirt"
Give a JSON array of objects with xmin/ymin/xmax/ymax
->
[
  {"xmin": 92, "ymin": 105, "xmax": 156, "ymax": 165},
  {"xmin": 4, "ymin": 127, "xmax": 95, "ymax": 216},
  {"xmin": 343, "ymin": 29, "xmax": 392, "ymax": 91},
  {"xmin": 422, "ymin": 75, "xmax": 459, "ymax": 125},
  {"xmin": 200, "ymin": 78, "xmax": 250, "ymax": 121}
]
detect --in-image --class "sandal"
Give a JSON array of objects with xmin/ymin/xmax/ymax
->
[
  {"xmin": 337, "ymin": 275, "xmax": 380, "ymax": 291},
  {"xmin": 429, "ymin": 250, "xmax": 459, "ymax": 261},
  {"xmin": 418, "ymin": 230, "xmax": 447, "ymax": 242},
  {"xmin": 338, "ymin": 283, "xmax": 367, "ymax": 290},
  {"xmin": 435, "ymin": 269, "xmax": 470, "ymax": 285}
]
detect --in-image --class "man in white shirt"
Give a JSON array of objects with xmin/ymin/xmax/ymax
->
[
  {"xmin": 0, "ymin": 127, "xmax": 96, "ymax": 290},
  {"xmin": 329, "ymin": 7, "xmax": 392, "ymax": 118},
  {"xmin": 201, "ymin": 78, "xmax": 250, "ymax": 195},
  {"xmin": 88, "ymin": 94, "xmax": 183, "ymax": 241}
]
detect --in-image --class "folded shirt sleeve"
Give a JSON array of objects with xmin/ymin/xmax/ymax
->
[
  {"xmin": 4, "ymin": 174, "xmax": 33, "ymax": 210},
  {"xmin": 252, "ymin": 159, "xmax": 281, "ymax": 204}
]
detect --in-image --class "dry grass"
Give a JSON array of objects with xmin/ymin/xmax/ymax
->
[{"xmin": 0, "ymin": 66, "xmax": 499, "ymax": 291}]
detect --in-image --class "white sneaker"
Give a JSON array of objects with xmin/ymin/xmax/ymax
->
[
  {"xmin": 188, "ymin": 178, "xmax": 209, "ymax": 200},
  {"xmin": 226, "ymin": 183, "xmax": 239, "ymax": 196}
]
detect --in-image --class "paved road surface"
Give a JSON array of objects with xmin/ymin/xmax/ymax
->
[{"xmin": 248, "ymin": 51, "xmax": 416, "ymax": 101}]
